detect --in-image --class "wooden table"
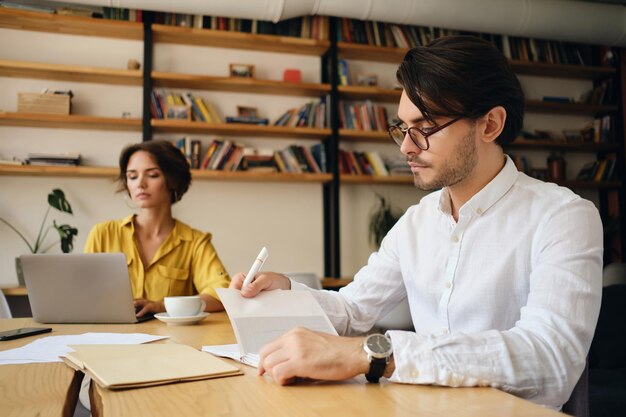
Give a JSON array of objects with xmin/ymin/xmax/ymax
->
[{"xmin": 1, "ymin": 314, "xmax": 568, "ymax": 417}]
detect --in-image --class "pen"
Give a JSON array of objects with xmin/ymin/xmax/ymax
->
[{"xmin": 242, "ymin": 247, "xmax": 269, "ymax": 288}]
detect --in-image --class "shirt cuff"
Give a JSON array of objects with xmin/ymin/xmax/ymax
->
[
  {"xmin": 287, "ymin": 278, "xmax": 313, "ymax": 291},
  {"xmin": 386, "ymin": 330, "xmax": 437, "ymax": 384}
]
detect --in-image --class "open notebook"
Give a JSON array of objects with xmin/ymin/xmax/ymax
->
[{"xmin": 62, "ymin": 344, "xmax": 242, "ymax": 389}]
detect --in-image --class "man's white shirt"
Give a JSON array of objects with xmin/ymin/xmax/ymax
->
[{"xmin": 296, "ymin": 155, "xmax": 603, "ymax": 409}]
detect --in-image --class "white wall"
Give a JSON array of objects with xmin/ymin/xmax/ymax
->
[{"xmin": 0, "ymin": 25, "xmax": 603, "ymax": 286}]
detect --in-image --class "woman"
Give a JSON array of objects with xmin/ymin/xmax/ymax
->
[{"xmin": 85, "ymin": 140, "xmax": 230, "ymax": 316}]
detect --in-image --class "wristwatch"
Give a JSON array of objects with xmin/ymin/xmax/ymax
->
[{"xmin": 363, "ymin": 333, "xmax": 393, "ymax": 383}]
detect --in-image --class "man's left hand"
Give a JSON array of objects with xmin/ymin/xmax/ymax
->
[{"xmin": 258, "ymin": 327, "xmax": 369, "ymax": 385}]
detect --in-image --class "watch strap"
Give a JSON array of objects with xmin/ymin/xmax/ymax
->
[{"xmin": 365, "ymin": 357, "xmax": 387, "ymax": 383}]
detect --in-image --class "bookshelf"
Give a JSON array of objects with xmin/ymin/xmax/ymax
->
[{"xmin": 1, "ymin": 8, "xmax": 624, "ymax": 276}]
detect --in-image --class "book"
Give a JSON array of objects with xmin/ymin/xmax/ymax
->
[{"xmin": 62, "ymin": 344, "xmax": 242, "ymax": 389}]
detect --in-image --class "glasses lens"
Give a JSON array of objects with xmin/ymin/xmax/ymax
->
[
  {"xmin": 389, "ymin": 126, "xmax": 405, "ymax": 146},
  {"xmin": 408, "ymin": 129, "xmax": 428, "ymax": 150}
]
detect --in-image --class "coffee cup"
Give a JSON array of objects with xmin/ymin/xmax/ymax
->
[{"xmin": 164, "ymin": 295, "xmax": 206, "ymax": 317}]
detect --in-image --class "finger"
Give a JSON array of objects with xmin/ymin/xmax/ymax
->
[
  {"xmin": 269, "ymin": 360, "xmax": 299, "ymax": 386},
  {"xmin": 136, "ymin": 306, "xmax": 149, "ymax": 317},
  {"xmin": 229, "ymin": 273, "xmax": 246, "ymax": 290}
]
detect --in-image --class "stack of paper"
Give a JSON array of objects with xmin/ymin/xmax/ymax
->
[{"xmin": 63, "ymin": 344, "xmax": 242, "ymax": 389}]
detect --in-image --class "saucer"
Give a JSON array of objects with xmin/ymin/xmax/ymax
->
[{"xmin": 154, "ymin": 312, "xmax": 210, "ymax": 326}]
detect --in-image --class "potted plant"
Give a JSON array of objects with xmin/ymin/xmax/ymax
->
[
  {"xmin": 0, "ymin": 189, "xmax": 78, "ymax": 285},
  {"xmin": 368, "ymin": 194, "xmax": 401, "ymax": 249}
]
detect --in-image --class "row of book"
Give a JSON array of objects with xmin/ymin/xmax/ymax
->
[
  {"xmin": 593, "ymin": 116, "xmax": 614, "ymax": 144},
  {"xmin": 273, "ymin": 99, "xmax": 328, "ymax": 129},
  {"xmin": 577, "ymin": 159, "xmax": 618, "ymax": 182},
  {"xmin": 151, "ymin": 91, "xmax": 222, "ymax": 123},
  {"xmin": 580, "ymin": 79, "xmax": 615, "ymax": 106},
  {"xmin": 174, "ymin": 137, "xmax": 326, "ymax": 174},
  {"xmin": 337, "ymin": 17, "xmax": 594, "ymax": 66},
  {"xmin": 339, "ymin": 150, "xmax": 389, "ymax": 176},
  {"xmin": 500, "ymin": 36, "xmax": 591, "ymax": 66},
  {"xmin": 339, "ymin": 101, "xmax": 390, "ymax": 132},
  {"xmin": 337, "ymin": 18, "xmax": 459, "ymax": 49}
]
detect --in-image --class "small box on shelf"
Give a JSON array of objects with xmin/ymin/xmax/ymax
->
[{"xmin": 17, "ymin": 92, "xmax": 71, "ymax": 115}]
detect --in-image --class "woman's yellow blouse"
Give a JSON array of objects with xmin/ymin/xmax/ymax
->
[{"xmin": 84, "ymin": 215, "xmax": 230, "ymax": 301}]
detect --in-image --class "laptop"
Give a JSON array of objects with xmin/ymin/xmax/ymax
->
[{"xmin": 20, "ymin": 253, "xmax": 154, "ymax": 324}]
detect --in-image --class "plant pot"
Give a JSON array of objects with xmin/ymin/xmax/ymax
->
[{"xmin": 15, "ymin": 257, "xmax": 25, "ymax": 287}]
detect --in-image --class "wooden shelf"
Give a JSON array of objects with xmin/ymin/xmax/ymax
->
[
  {"xmin": 0, "ymin": 112, "xmax": 141, "ymax": 131},
  {"xmin": 152, "ymin": 119, "xmax": 331, "ymax": 139},
  {"xmin": 509, "ymin": 60, "xmax": 615, "ymax": 80},
  {"xmin": 153, "ymin": 24, "xmax": 330, "ymax": 56},
  {"xmin": 153, "ymin": 71, "xmax": 330, "ymax": 96},
  {"xmin": 509, "ymin": 139, "xmax": 620, "ymax": 152},
  {"xmin": 0, "ymin": 60, "xmax": 142, "ymax": 85},
  {"xmin": 526, "ymin": 100, "xmax": 618, "ymax": 116},
  {"xmin": 338, "ymin": 42, "xmax": 406, "ymax": 63},
  {"xmin": 338, "ymin": 85, "xmax": 401, "ymax": 102},
  {"xmin": 0, "ymin": 164, "xmax": 331, "ymax": 183},
  {"xmin": 338, "ymin": 42, "xmax": 615, "ymax": 80},
  {"xmin": 340, "ymin": 174, "xmax": 413, "ymax": 185},
  {"xmin": 0, "ymin": 164, "xmax": 117, "ymax": 178},
  {"xmin": 0, "ymin": 8, "xmax": 142, "ymax": 40},
  {"xmin": 321, "ymin": 277, "xmax": 353, "ymax": 288},
  {"xmin": 339, "ymin": 129, "xmax": 389, "ymax": 142},
  {"xmin": 191, "ymin": 170, "xmax": 332, "ymax": 183}
]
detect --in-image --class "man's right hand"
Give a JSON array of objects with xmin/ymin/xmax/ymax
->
[{"xmin": 229, "ymin": 271, "xmax": 291, "ymax": 298}]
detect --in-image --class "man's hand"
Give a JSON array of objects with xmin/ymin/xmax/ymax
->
[
  {"xmin": 229, "ymin": 271, "xmax": 291, "ymax": 298},
  {"xmin": 258, "ymin": 327, "xmax": 369, "ymax": 385},
  {"xmin": 133, "ymin": 298, "xmax": 164, "ymax": 317}
]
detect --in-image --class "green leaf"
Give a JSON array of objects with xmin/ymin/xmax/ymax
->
[
  {"xmin": 368, "ymin": 195, "xmax": 400, "ymax": 248},
  {"xmin": 48, "ymin": 189, "xmax": 73, "ymax": 215},
  {"xmin": 53, "ymin": 221, "xmax": 78, "ymax": 253}
]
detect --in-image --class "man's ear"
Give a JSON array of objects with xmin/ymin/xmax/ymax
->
[{"xmin": 479, "ymin": 106, "xmax": 507, "ymax": 144}]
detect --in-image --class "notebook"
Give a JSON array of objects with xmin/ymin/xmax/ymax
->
[
  {"xmin": 20, "ymin": 253, "xmax": 154, "ymax": 324},
  {"xmin": 63, "ymin": 344, "xmax": 242, "ymax": 389}
]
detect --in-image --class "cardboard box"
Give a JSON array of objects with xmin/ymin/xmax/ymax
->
[{"xmin": 18, "ymin": 93, "xmax": 71, "ymax": 115}]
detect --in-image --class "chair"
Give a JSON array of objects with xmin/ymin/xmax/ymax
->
[
  {"xmin": 286, "ymin": 272, "xmax": 322, "ymax": 290},
  {"xmin": 562, "ymin": 360, "xmax": 589, "ymax": 417},
  {"xmin": 588, "ymin": 283, "xmax": 626, "ymax": 417},
  {"xmin": 0, "ymin": 291, "xmax": 12, "ymax": 319}
]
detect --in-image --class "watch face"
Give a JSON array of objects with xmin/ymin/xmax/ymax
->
[{"xmin": 366, "ymin": 334, "xmax": 392, "ymax": 355}]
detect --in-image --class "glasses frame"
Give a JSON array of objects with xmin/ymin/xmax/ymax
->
[{"xmin": 388, "ymin": 116, "xmax": 464, "ymax": 150}]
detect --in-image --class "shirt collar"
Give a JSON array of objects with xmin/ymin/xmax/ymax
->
[
  {"xmin": 118, "ymin": 214, "xmax": 193, "ymax": 242},
  {"xmin": 438, "ymin": 155, "xmax": 518, "ymax": 217}
]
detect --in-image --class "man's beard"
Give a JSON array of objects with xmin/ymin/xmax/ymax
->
[{"xmin": 411, "ymin": 126, "xmax": 478, "ymax": 191}]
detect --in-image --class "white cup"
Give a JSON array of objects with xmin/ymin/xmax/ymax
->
[{"xmin": 164, "ymin": 296, "xmax": 206, "ymax": 317}]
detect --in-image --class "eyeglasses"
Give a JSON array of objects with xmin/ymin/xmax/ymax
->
[{"xmin": 388, "ymin": 116, "xmax": 464, "ymax": 150}]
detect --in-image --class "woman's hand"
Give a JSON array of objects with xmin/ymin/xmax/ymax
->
[
  {"xmin": 229, "ymin": 271, "xmax": 291, "ymax": 297},
  {"xmin": 133, "ymin": 298, "xmax": 165, "ymax": 317}
]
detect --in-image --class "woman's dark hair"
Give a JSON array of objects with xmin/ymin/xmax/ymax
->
[
  {"xmin": 117, "ymin": 140, "xmax": 191, "ymax": 204},
  {"xmin": 396, "ymin": 35, "xmax": 524, "ymax": 148}
]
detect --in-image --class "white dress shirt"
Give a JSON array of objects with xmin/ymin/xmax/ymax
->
[{"xmin": 304, "ymin": 155, "xmax": 603, "ymax": 408}]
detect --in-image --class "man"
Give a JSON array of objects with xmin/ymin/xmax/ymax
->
[{"xmin": 230, "ymin": 36, "xmax": 602, "ymax": 409}]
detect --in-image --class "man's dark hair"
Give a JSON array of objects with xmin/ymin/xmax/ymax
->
[
  {"xmin": 117, "ymin": 140, "xmax": 191, "ymax": 204},
  {"xmin": 396, "ymin": 35, "xmax": 524, "ymax": 148}
]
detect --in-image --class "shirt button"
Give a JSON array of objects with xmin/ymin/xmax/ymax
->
[
  {"xmin": 444, "ymin": 281, "xmax": 452, "ymax": 289},
  {"xmin": 451, "ymin": 236, "xmax": 460, "ymax": 243},
  {"xmin": 411, "ymin": 370, "xmax": 419, "ymax": 378},
  {"xmin": 476, "ymin": 208, "xmax": 484, "ymax": 215},
  {"xmin": 442, "ymin": 327, "xmax": 449, "ymax": 334}
]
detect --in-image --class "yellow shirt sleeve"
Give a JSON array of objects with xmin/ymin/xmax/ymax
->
[{"xmin": 189, "ymin": 233, "xmax": 230, "ymax": 300}]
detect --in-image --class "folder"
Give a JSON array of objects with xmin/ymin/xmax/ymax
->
[{"xmin": 62, "ymin": 344, "xmax": 242, "ymax": 389}]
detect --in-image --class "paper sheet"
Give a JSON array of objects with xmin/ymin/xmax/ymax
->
[
  {"xmin": 0, "ymin": 332, "xmax": 168, "ymax": 365},
  {"xmin": 216, "ymin": 288, "xmax": 337, "ymax": 355},
  {"xmin": 202, "ymin": 344, "xmax": 260, "ymax": 368}
]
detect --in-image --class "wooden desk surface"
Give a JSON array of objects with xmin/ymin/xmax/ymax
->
[{"xmin": 1, "ymin": 315, "xmax": 566, "ymax": 417}]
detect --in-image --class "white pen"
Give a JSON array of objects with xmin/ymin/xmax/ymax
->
[{"xmin": 242, "ymin": 247, "xmax": 269, "ymax": 289}]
